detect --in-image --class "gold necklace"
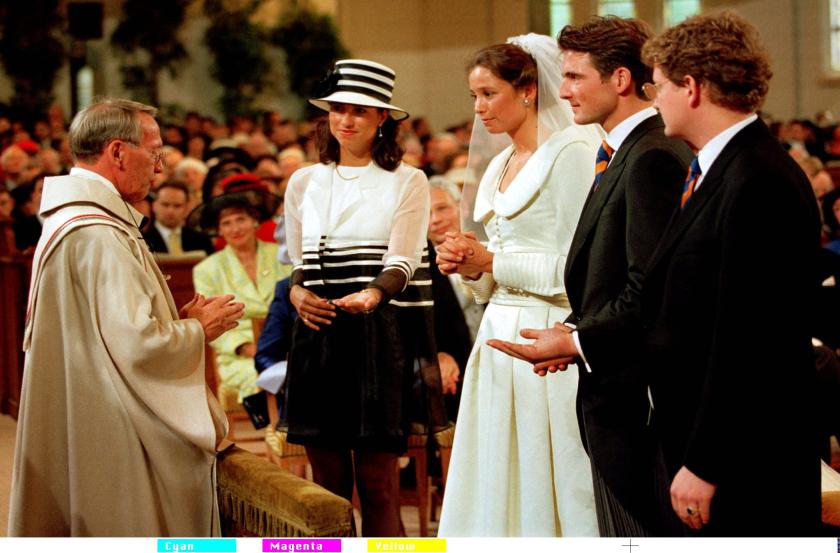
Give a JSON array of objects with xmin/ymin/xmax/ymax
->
[{"xmin": 334, "ymin": 165, "xmax": 360, "ymax": 181}]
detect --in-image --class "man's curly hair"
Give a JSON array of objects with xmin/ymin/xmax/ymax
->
[{"xmin": 642, "ymin": 11, "xmax": 772, "ymax": 113}]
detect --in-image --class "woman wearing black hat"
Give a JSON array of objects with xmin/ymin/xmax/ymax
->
[
  {"xmin": 284, "ymin": 59, "xmax": 447, "ymax": 536},
  {"xmin": 192, "ymin": 183, "xmax": 291, "ymax": 408}
]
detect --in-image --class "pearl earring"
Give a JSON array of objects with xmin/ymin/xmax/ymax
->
[
  {"xmin": 377, "ymin": 125, "xmax": 383, "ymax": 138},
  {"xmin": 523, "ymin": 98, "xmax": 530, "ymax": 106}
]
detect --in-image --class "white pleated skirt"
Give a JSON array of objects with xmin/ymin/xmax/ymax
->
[{"xmin": 438, "ymin": 300, "xmax": 598, "ymax": 537}]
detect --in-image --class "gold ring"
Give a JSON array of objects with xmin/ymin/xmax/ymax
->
[
  {"xmin": 303, "ymin": 313, "xmax": 308, "ymax": 321},
  {"xmin": 686, "ymin": 506, "xmax": 697, "ymax": 516}
]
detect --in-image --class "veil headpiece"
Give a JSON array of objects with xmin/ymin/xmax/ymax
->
[{"xmin": 460, "ymin": 33, "xmax": 603, "ymax": 238}]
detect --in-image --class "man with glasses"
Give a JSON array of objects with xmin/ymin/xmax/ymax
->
[
  {"xmin": 8, "ymin": 98, "xmax": 245, "ymax": 536},
  {"xmin": 639, "ymin": 12, "xmax": 821, "ymax": 535},
  {"xmin": 488, "ymin": 16, "xmax": 691, "ymax": 536}
]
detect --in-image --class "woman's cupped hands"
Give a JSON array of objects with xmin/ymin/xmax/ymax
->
[{"xmin": 291, "ymin": 284, "xmax": 385, "ymax": 331}]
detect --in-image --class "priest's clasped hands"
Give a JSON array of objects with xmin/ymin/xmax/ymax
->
[{"xmin": 180, "ymin": 293, "xmax": 245, "ymax": 343}]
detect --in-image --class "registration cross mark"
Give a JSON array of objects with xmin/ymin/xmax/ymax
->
[{"xmin": 621, "ymin": 538, "xmax": 639, "ymax": 552}]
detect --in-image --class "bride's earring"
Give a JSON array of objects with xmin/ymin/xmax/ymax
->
[{"xmin": 377, "ymin": 125, "xmax": 383, "ymax": 138}]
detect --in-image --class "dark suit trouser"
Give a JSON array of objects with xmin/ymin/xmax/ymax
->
[
  {"xmin": 592, "ymin": 462, "xmax": 649, "ymax": 537},
  {"xmin": 591, "ymin": 435, "xmax": 683, "ymax": 536},
  {"xmin": 305, "ymin": 446, "xmax": 402, "ymax": 537}
]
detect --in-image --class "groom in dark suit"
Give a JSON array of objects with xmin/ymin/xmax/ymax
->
[
  {"xmin": 638, "ymin": 12, "xmax": 822, "ymax": 535},
  {"xmin": 556, "ymin": 17, "xmax": 691, "ymax": 536}
]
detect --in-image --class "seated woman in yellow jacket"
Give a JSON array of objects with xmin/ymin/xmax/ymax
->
[{"xmin": 192, "ymin": 180, "xmax": 291, "ymax": 406}]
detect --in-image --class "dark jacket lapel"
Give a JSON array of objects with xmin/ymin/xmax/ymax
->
[
  {"xmin": 566, "ymin": 114, "xmax": 666, "ymax": 280},
  {"xmin": 646, "ymin": 118, "xmax": 766, "ymax": 274}
]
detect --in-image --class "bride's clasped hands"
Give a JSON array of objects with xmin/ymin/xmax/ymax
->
[{"xmin": 435, "ymin": 230, "xmax": 493, "ymax": 279}]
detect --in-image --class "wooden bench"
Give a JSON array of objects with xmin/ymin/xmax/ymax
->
[
  {"xmin": 156, "ymin": 256, "xmax": 218, "ymax": 395},
  {"xmin": 0, "ymin": 252, "xmax": 31, "ymax": 418}
]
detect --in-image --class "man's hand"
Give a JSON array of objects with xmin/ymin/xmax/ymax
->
[
  {"xmin": 670, "ymin": 465, "xmax": 717, "ymax": 530},
  {"xmin": 184, "ymin": 294, "xmax": 245, "ymax": 343},
  {"xmin": 437, "ymin": 352, "xmax": 461, "ymax": 395},
  {"xmin": 179, "ymin": 293, "xmax": 202, "ymax": 320},
  {"xmin": 487, "ymin": 323, "xmax": 578, "ymax": 376}
]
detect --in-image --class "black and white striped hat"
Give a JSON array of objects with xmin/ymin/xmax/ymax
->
[{"xmin": 309, "ymin": 59, "xmax": 409, "ymax": 121}]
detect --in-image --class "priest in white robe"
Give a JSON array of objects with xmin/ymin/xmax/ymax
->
[{"xmin": 7, "ymin": 98, "xmax": 245, "ymax": 537}]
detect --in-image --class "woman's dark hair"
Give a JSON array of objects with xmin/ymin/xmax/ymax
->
[
  {"xmin": 216, "ymin": 203, "xmax": 261, "ymax": 227},
  {"xmin": 316, "ymin": 108, "xmax": 404, "ymax": 171},
  {"xmin": 199, "ymin": 196, "xmax": 263, "ymax": 231},
  {"xmin": 469, "ymin": 43, "xmax": 538, "ymax": 93}
]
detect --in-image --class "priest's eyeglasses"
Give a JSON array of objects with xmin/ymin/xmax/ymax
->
[{"xmin": 125, "ymin": 141, "xmax": 164, "ymax": 166}]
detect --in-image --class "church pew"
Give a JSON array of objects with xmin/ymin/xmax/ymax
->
[
  {"xmin": 156, "ymin": 255, "xmax": 218, "ymax": 395},
  {"xmin": 0, "ymin": 253, "xmax": 32, "ymax": 419}
]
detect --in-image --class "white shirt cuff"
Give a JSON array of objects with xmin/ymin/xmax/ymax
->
[{"xmin": 571, "ymin": 329, "xmax": 592, "ymax": 373}]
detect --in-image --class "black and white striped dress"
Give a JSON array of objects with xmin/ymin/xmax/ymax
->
[{"xmin": 284, "ymin": 161, "xmax": 447, "ymax": 452}]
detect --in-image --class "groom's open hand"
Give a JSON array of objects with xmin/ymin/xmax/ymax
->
[{"xmin": 487, "ymin": 323, "xmax": 579, "ymax": 376}]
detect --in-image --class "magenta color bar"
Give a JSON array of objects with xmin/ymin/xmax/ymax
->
[{"xmin": 262, "ymin": 539, "xmax": 342, "ymax": 553}]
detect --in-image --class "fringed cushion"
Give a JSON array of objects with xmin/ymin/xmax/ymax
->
[
  {"xmin": 217, "ymin": 446, "xmax": 354, "ymax": 537},
  {"xmin": 433, "ymin": 425, "xmax": 455, "ymax": 448}
]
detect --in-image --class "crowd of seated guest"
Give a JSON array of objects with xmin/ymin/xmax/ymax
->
[
  {"xmin": 0, "ymin": 101, "xmax": 482, "ymax": 257},
  {"xmin": 773, "ymin": 115, "xmax": 840, "ymax": 466}
]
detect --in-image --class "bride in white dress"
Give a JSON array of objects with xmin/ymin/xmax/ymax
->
[{"xmin": 436, "ymin": 34, "xmax": 602, "ymax": 536}]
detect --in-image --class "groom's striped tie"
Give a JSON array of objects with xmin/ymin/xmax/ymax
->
[{"xmin": 592, "ymin": 140, "xmax": 614, "ymax": 191}]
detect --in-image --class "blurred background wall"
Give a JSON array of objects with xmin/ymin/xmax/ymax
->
[{"xmin": 0, "ymin": 0, "xmax": 838, "ymax": 129}]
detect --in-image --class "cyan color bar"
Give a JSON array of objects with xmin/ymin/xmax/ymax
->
[
  {"xmin": 262, "ymin": 539, "xmax": 342, "ymax": 552},
  {"xmin": 157, "ymin": 539, "xmax": 237, "ymax": 553}
]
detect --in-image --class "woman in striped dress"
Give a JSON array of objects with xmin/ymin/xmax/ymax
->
[{"xmin": 283, "ymin": 59, "xmax": 446, "ymax": 537}]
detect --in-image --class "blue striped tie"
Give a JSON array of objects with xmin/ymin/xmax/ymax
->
[
  {"xmin": 681, "ymin": 157, "xmax": 701, "ymax": 209},
  {"xmin": 592, "ymin": 141, "xmax": 614, "ymax": 191}
]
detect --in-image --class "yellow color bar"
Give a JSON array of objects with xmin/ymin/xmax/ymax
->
[{"xmin": 367, "ymin": 538, "xmax": 446, "ymax": 552}]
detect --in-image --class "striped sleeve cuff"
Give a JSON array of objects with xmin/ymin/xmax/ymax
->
[
  {"xmin": 368, "ymin": 267, "xmax": 408, "ymax": 301},
  {"xmin": 289, "ymin": 268, "xmax": 305, "ymax": 289}
]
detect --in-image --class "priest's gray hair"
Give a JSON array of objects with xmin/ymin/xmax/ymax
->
[{"xmin": 69, "ymin": 97, "xmax": 158, "ymax": 163}]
